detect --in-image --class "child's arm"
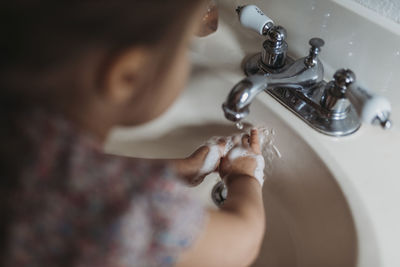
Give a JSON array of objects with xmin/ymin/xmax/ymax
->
[
  {"xmin": 176, "ymin": 129, "xmax": 266, "ymax": 267},
  {"xmin": 123, "ymin": 140, "xmax": 225, "ymax": 186}
]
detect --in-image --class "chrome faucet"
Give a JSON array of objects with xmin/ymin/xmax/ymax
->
[
  {"xmin": 223, "ymin": 5, "xmax": 392, "ymax": 136},
  {"xmin": 223, "ymin": 37, "xmax": 325, "ymax": 122}
]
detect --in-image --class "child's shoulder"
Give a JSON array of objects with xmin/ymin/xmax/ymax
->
[
  {"xmin": 8, "ymin": 111, "xmax": 206, "ymax": 266},
  {"xmin": 22, "ymin": 110, "xmax": 179, "ymax": 191}
]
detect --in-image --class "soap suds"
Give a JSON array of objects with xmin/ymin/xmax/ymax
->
[
  {"xmin": 198, "ymin": 144, "xmax": 221, "ymax": 177},
  {"xmin": 254, "ymin": 155, "xmax": 266, "ymax": 186},
  {"xmin": 199, "ymin": 126, "xmax": 281, "ymax": 186},
  {"xmin": 206, "ymin": 135, "xmax": 237, "ymax": 157},
  {"xmin": 228, "ymin": 126, "xmax": 281, "ymax": 186},
  {"xmin": 223, "ymin": 137, "xmax": 235, "ymax": 156},
  {"xmin": 227, "ymin": 147, "xmax": 265, "ymax": 186},
  {"xmin": 256, "ymin": 126, "xmax": 281, "ymax": 179}
]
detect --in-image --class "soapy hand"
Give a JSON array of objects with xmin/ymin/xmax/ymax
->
[
  {"xmin": 182, "ymin": 138, "xmax": 227, "ymax": 186},
  {"xmin": 219, "ymin": 129, "xmax": 265, "ymax": 186},
  {"xmin": 180, "ymin": 133, "xmax": 243, "ymax": 186},
  {"xmin": 177, "ymin": 129, "xmax": 266, "ymax": 187}
]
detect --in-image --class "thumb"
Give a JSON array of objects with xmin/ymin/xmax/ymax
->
[
  {"xmin": 250, "ymin": 129, "xmax": 261, "ymax": 154},
  {"xmin": 218, "ymin": 156, "xmax": 230, "ymax": 178},
  {"xmin": 190, "ymin": 146, "xmax": 210, "ymax": 160}
]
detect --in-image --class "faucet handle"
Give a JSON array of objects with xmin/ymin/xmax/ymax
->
[
  {"xmin": 309, "ymin": 37, "xmax": 325, "ymax": 51},
  {"xmin": 322, "ymin": 68, "xmax": 392, "ymax": 129},
  {"xmin": 333, "ymin": 69, "xmax": 356, "ymax": 92},
  {"xmin": 236, "ymin": 5, "xmax": 274, "ymax": 35},
  {"xmin": 305, "ymin": 38, "xmax": 325, "ymax": 67},
  {"xmin": 321, "ymin": 69, "xmax": 356, "ymax": 113},
  {"xmin": 267, "ymin": 26, "xmax": 287, "ymax": 44}
]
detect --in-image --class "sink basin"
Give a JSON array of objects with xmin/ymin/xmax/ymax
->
[{"xmin": 105, "ymin": 61, "xmax": 357, "ymax": 266}]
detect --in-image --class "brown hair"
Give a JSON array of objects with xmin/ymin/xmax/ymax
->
[
  {"xmin": 0, "ymin": 0, "xmax": 204, "ymax": 258},
  {"xmin": 0, "ymin": 0, "xmax": 205, "ymax": 107}
]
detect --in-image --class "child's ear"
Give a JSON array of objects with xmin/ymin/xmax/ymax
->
[{"xmin": 102, "ymin": 47, "xmax": 150, "ymax": 104}]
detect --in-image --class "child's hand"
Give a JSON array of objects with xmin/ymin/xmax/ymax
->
[
  {"xmin": 179, "ymin": 138, "xmax": 226, "ymax": 186},
  {"xmin": 219, "ymin": 129, "xmax": 265, "ymax": 186}
]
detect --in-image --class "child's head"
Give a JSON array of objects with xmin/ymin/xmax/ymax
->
[{"xmin": 1, "ymin": 0, "xmax": 205, "ymax": 133}]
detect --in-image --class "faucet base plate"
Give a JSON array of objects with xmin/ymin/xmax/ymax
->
[
  {"xmin": 267, "ymin": 85, "xmax": 361, "ymax": 136},
  {"xmin": 243, "ymin": 53, "xmax": 361, "ymax": 136}
]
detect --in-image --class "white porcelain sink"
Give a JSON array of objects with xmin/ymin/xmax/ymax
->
[{"xmin": 105, "ymin": 60, "xmax": 357, "ymax": 266}]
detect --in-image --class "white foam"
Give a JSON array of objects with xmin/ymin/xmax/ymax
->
[
  {"xmin": 205, "ymin": 134, "xmax": 242, "ymax": 157},
  {"xmin": 228, "ymin": 147, "xmax": 251, "ymax": 161},
  {"xmin": 254, "ymin": 155, "xmax": 266, "ymax": 186},
  {"xmin": 195, "ymin": 134, "xmax": 243, "ymax": 179},
  {"xmin": 223, "ymin": 137, "xmax": 235, "ymax": 156},
  {"xmin": 254, "ymin": 126, "xmax": 281, "ymax": 179},
  {"xmin": 198, "ymin": 144, "xmax": 221, "ymax": 177},
  {"xmin": 227, "ymin": 147, "xmax": 265, "ymax": 186},
  {"xmin": 196, "ymin": 126, "xmax": 281, "ymax": 186},
  {"xmin": 272, "ymin": 145, "xmax": 282, "ymax": 159}
]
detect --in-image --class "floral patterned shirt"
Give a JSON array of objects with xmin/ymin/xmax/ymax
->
[{"xmin": 4, "ymin": 112, "xmax": 206, "ymax": 267}]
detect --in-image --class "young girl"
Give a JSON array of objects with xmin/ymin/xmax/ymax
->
[{"xmin": 0, "ymin": 1, "xmax": 266, "ymax": 266}]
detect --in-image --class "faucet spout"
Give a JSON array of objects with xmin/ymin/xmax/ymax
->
[
  {"xmin": 223, "ymin": 75, "xmax": 267, "ymax": 122},
  {"xmin": 223, "ymin": 56, "xmax": 324, "ymax": 122}
]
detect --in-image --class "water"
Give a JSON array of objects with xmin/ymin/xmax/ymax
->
[
  {"xmin": 257, "ymin": 127, "xmax": 282, "ymax": 177},
  {"xmin": 348, "ymin": 40, "xmax": 354, "ymax": 57},
  {"xmin": 320, "ymin": 12, "xmax": 331, "ymax": 33},
  {"xmin": 234, "ymin": 125, "xmax": 282, "ymax": 176},
  {"xmin": 235, "ymin": 121, "xmax": 244, "ymax": 130}
]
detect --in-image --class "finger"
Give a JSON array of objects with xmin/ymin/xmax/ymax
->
[
  {"xmin": 218, "ymin": 157, "xmax": 230, "ymax": 178},
  {"xmin": 214, "ymin": 158, "xmax": 221, "ymax": 172},
  {"xmin": 217, "ymin": 137, "xmax": 226, "ymax": 144},
  {"xmin": 217, "ymin": 137, "xmax": 227, "ymax": 157},
  {"xmin": 190, "ymin": 175, "xmax": 206, "ymax": 186},
  {"xmin": 241, "ymin": 134, "xmax": 250, "ymax": 147},
  {"xmin": 232, "ymin": 135, "xmax": 241, "ymax": 145},
  {"xmin": 189, "ymin": 145, "xmax": 209, "ymax": 160},
  {"xmin": 250, "ymin": 129, "xmax": 261, "ymax": 154}
]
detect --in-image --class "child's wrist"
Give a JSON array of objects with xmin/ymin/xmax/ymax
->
[
  {"xmin": 167, "ymin": 158, "xmax": 198, "ymax": 185},
  {"xmin": 224, "ymin": 173, "xmax": 263, "ymax": 187}
]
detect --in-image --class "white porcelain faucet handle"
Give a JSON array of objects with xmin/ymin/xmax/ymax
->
[
  {"xmin": 348, "ymin": 84, "xmax": 392, "ymax": 129},
  {"xmin": 331, "ymin": 69, "xmax": 392, "ymax": 129},
  {"xmin": 237, "ymin": 5, "xmax": 274, "ymax": 35}
]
